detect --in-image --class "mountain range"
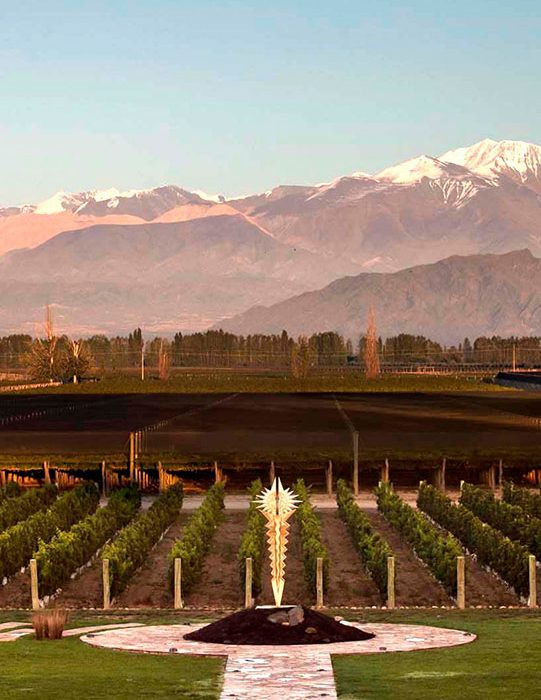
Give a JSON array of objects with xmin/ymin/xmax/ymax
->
[
  {"xmin": 216, "ymin": 249, "xmax": 541, "ymax": 344},
  {"xmin": 1, "ymin": 138, "xmax": 540, "ymax": 339}
]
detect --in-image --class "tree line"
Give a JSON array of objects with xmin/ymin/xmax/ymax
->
[{"xmin": 1, "ymin": 326, "xmax": 540, "ymax": 382}]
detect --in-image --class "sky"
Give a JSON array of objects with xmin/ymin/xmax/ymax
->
[{"xmin": 1, "ymin": 0, "xmax": 541, "ymax": 205}]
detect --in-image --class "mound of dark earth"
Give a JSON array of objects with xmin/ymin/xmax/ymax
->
[{"xmin": 183, "ymin": 605, "xmax": 374, "ymax": 645}]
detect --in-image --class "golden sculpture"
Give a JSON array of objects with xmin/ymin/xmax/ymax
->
[{"xmin": 255, "ymin": 478, "xmax": 299, "ymax": 606}]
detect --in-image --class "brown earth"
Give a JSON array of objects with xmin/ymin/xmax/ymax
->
[
  {"xmin": 462, "ymin": 556, "xmax": 519, "ymax": 607},
  {"xmin": 3, "ymin": 392, "xmax": 541, "ymax": 468},
  {"xmin": 54, "ymin": 554, "xmax": 106, "ymax": 609},
  {"xmin": 362, "ymin": 508, "xmax": 452, "ymax": 606},
  {"xmin": 183, "ymin": 510, "xmax": 246, "ymax": 609},
  {"xmin": 318, "ymin": 510, "xmax": 382, "ymax": 607},
  {"xmin": 364, "ymin": 507, "xmax": 520, "ymax": 607},
  {"xmin": 184, "ymin": 606, "xmax": 375, "ymax": 645},
  {"xmin": 0, "ymin": 570, "xmax": 31, "ymax": 608},
  {"xmin": 113, "ymin": 515, "xmax": 189, "ymax": 609}
]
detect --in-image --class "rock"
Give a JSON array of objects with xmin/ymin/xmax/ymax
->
[
  {"xmin": 287, "ymin": 605, "xmax": 305, "ymax": 626},
  {"xmin": 267, "ymin": 611, "xmax": 289, "ymax": 624},
  {"xmin": 305, "ymin": 627, "xmax": 318, "ymax": 634}
]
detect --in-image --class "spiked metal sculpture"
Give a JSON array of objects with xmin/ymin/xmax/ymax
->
[{"xmin": 255, "ymin": 478, "xmax": 300, "ymax": 606}]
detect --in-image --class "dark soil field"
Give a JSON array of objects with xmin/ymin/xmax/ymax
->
[{"xmin": 0, "ymin": 393, "xmax": 540, "ymax": 485}]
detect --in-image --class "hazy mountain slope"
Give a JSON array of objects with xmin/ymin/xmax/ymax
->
[
  {"xmin": 215, "ymin": 250, "xmax": 541, "ymax": 344},
  {"xmin": 0, "ymin": 215, "xmax": 358, "ymax": 334}
]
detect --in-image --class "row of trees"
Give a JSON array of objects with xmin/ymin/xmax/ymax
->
[{"xmin": 1, "ymin": 309, "xmax": 540, "ymax": 381}]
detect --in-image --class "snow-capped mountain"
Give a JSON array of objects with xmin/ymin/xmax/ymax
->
[
  {"xmin": 440, "ymin": 139, "xmax": 541, "ymax": 193},
  {"xmin": 1, "ymin": 138, "xmax": 540, "ymax": 334}
]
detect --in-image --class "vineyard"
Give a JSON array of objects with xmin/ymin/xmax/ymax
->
[{"xmin": 0, "ymin": 477, "xmax": 538, "ymax": 611}]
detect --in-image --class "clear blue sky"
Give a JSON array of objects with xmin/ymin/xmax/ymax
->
[{"xmin": 2, "ymin": 0, "xmax": 540, "ymax": 204}]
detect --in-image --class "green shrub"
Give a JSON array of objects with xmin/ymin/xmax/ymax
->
[
  {"xmin": 503, "ymin": 482, "xmax": 541, "ymax": 519},
  {"xmin": 377, "ymin": 482, "xmax": 461, "ymax": 596},
  {"xmin": 418, "ymin": 482, "xmax": 530, "ymax": 597},
  {"xmin": 168, "ymin": 482, "xmax": 225, "ymax": 595},
  {"xmin": 103, "ymin": 484, "xmax": 183, "ymax": 598},
  {"xmin": 238, "ymin": 479, "xmax": 265, "ymax": 596},
  {"xmin": 460, "ymin": 483, "xmax": 541, "ymax": 559},
  {"xmin": 294, "ymin": 479, "xmax": 329, "ymax": 594},
  {"xmin": 336, "ymin": 479, "xmax": 392, "ymax": 598},
  {"xmin": 0, "ymin": 482, "xmax": 21, "ymax": 503},
  {"xmin": 35, "ymin": 486, "xmax": 141, "ymax": 596},
  {"xmin": 0, "ymin": 484, "xmax": 57, "ymax": 532},
  {"xmin": 0, "ymin": 482, "xmax": 99, "ymax": 581}
]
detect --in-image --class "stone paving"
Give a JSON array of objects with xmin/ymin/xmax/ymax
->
[
  {"xmin": 0, "ymin": 621, "xmax": 143, "ymax": 643},
  {"xmin": 81, "ymin": 622, "xmax": 476, "ymax": 699}
]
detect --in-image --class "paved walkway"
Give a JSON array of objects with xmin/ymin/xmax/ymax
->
[
  {"xmin": 81, "ymin": 622, "xmax": 476, "ymax": 699},
  {"xmin": 0, "ymin": 622, "xmax": 143, "ymax": 643}
]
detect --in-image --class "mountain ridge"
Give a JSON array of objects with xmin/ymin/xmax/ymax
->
[{"xmin": 214, "ymin": 249, "xmax": 541, "ymax": 344}]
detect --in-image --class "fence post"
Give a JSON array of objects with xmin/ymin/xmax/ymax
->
[
  {"xmin": 101, "ymin": 461, "xmax": 107, "ymax": 496},
  {"xmin": 245, "ymin": 557, "xmax": 253, "ymax": 608},
  {"xmin": 129, "ymin": 432, "xmax": 135, "ymax": 481},
  {"xmin": 29, "ymin": 558, "xmax": 39, "ymax": 611},
  {"xmin": 269, "ymin": 460, "xmax": 276, "ymax": 485},
  {"xmin": 102, "ymin": 559, "xmax": 110, "ymax": 610},
  {"xmin": 352, "ymin": 430, "xmax": 359, "ymax": 496},
  {"xmin": 387, "ymin": 556, "xmax": 395, "ymax": 609},
  {"xmin": 383, "ymin": 458, "xmax": 390, "ymax": 483},
  {"xmin": 43, "ymin": 461, "xmax": 51, "ymax": 485},
  {"xmin": 498, "ymin": 459, "xmax": 504, "ymax": 489},
  {"xmin": 326, "ymin": 460, "xmax": 333, "ymax": 496},
  {"xmin": 158, "ymin": 461, "xmax": 163, "ymax": 493},
  {"xmin": 316, "ymin": 557, "xmax": 324, "ymax": 609},
  {"xmin": 441, "ymin": 458, "xmax": 446, "ymax": 492},
  {"xmin": 529, "ymin": 555, "xmax": 537, "ymax": 608},
  {"xmin": 174, "ymin": 558, "xmax": 183, "ymax": 609},
  {"xmin": 457, "ymin": 556, "xmax": 466, "ymax": 609}
]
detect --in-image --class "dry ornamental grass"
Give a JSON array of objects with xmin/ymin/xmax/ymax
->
[{"xmin": 32, "ymin": 608, "xmax": 69, "ymax": 640}]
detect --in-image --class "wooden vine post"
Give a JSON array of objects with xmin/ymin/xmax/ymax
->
[
  {"xmin": 102, "ymin": 559, "xmax": 111, "ymax": 610},
  {"xmin": 269, "ymin": 461, "xmax": 275, "ymax": 486},
  {"xmin": 174, "ymin": 558, "xmax": 183, "ymax": 609},
  {"xmin": 529, "ymin": 555, "xmax": 537, "ymax": 609},
  {"xmin": 457, "ymin": 556, "xmax": 466, "ymax": 609},
  {"xmin": 244, "ymin": 557, "xmax": 253, "ymax": 608},
  {"xmin": 352, "ymin": 430, "xmax": 359, "ymax": 496},
  {"xmin": 326, "ymin": 460, "xmax": 333, "ymax": 496},
  {"xmin": 29, "ymin": 558, "xmax": 39, "ymax": 611},
  {"xmin": 316, "ymin": 557, "xmax": 324, "ymax": 609},
  {"xmin": 129, "ymin": 432, "xmax": 135, "ymax": 482},
  {"xmin": 386, "ymin": 556, "xmax": 395, "ymax": 609}
]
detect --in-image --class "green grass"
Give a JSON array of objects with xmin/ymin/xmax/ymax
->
[
  {"xmin": 13, "ymin": 372, "xmax": 508, "ymax": 395},
  {"xmin": 333, "ymin": 609, "xmax": 541, "ymax": 699},
  {"xmin": 0, "ymin": 610, "xmax": 539, "ymax": 698},
  {"xmin": 1, "ymin": 633, "xmax": 223, "ymax": 700}
]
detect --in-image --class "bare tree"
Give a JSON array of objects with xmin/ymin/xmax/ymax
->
[
  {"xmin": 27, "ymin": 305, "xmax": 59, "ymax": 382},
  {"xmin": 158, "ymin": 339, "xmax": 171, "ymax": 381},
  {"xmin": 62, "ymin": 339, "xmax": 92, "ymax": 383},
  {"xmin": 363, "ymin": 308, "xmax": 380, "ymax": 379},
  {"xmin": 291, "ymin": 336, "xmax": 313, "ymax": 379}
]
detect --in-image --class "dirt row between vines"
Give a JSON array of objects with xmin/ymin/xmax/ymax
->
[{"xmin": 362, "ymin": 507, "xmax": 519, "ymax": 607}]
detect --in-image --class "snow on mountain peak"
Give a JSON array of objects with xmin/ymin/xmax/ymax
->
[
  {"xmin": 34, "ymin": 191, "xmax": 88, "ymax": 215},
  {"xmin": 375, "ymin": 155, "xmax": 472, "ymax": 184},
  {"xmin": 441, "ymin": 138, "xmax": 541, "ymax": 187}
]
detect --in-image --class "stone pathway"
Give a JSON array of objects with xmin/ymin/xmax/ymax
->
[
  {"xmin": 81, "ymin": 622, "xmax": 476, "ymax": 699},
  {"xmin": 0, "ymin": 621, "xmax": 143, "ymax": 643}
]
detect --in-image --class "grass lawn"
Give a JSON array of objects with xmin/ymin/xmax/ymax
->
[
  {"xmin": 1, "ymin": 633, "xmax": 224, "ymax": 699},
  {"xmin": 1, "ymin": 610, "xmax": 539, "ymax": 698},
  {"xmin": 333, "ymin": 610, "xmax": 541, "ymax": 699}
]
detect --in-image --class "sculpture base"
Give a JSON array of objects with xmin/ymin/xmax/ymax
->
[{"xmin": 183, "ymin": 606, "xmax": 375, "ymax": 646}]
